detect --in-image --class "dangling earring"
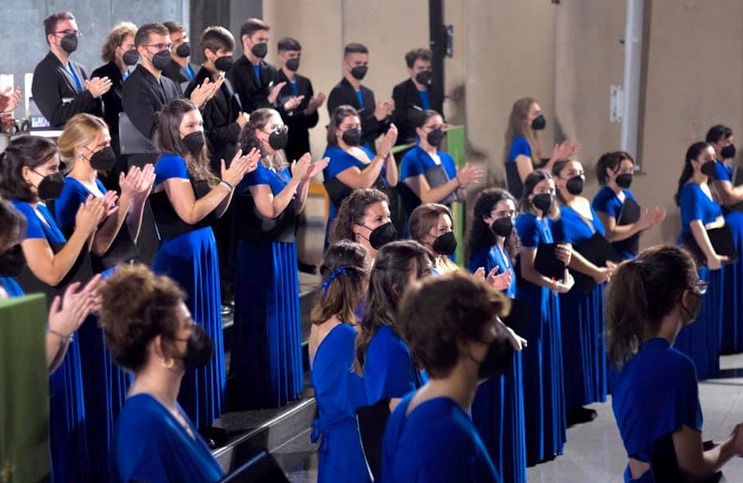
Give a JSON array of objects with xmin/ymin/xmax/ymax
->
[{"xmin": 162, "ymin": 357, "xmax": 174, "ymax": 369}]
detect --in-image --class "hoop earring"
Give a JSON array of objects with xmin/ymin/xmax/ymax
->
[{"xmin": 162, "ymin": 357, "xmax": 174, "ymax": 369}]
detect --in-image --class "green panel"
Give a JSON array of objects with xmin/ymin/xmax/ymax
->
[
  {"xmin": 0, "ymin": 294, "xmax": 50, "ymax": 482},
  {"xmin": 446, "ymin": 126, "xmax": 467, "ymax": 266}
]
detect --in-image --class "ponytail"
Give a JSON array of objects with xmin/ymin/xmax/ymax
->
[{"xmin": 675, "ymin": 142, "xmax": 708, "ymax": 206}]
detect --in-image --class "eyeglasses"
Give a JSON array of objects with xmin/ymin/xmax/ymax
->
[
  {"xmin": 55, "ymin": 29, "xmax": 81, "ymax": 37},
  {"xmin": 145, "ymin": 43, "xmax": 173, "ymax": 52},
  {"xmin": 265, "ymin": 125, "xmax": 288, "ymax": 134},
  {"xmin": 692, "ymin": 281, "xmax": 709, "ymax": 295}
]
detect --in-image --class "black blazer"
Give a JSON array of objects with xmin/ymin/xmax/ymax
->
[
  {"xmin": 226, "ymin": 56, "xmax": 279, "ymax": 114},
  {"xmin": 327, "ymin": 77, "xmax": 389, "ymax": 150},
  {"xmin": 31, "ymin": 51, "xmax": 102, "ymax": 129},
  {"xmin": 121, "ymin": 65, "xmax": 181, "ymax": 140},
  {"xmin": 392, "ymin": 78, "xmax": 444, "ymax": 145},
  {"xmin": 162, "ymin": 59, "xmax": 199, "ymax": 95},
  {"xmin": 90, "ymin": 61, "xmax": 127, "ymax": 135},
  {"xmin": 276, "ymin": 69, "xmax": 319, "ymax": 162},
  {"xmin": 185, "ymin": 66, "xmax": 242, "ymax": 173}
]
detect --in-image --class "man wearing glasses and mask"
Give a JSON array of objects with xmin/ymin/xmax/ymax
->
[{"xmin": 32, "ymin": 11, "xmax": 111, "ymax": 129}]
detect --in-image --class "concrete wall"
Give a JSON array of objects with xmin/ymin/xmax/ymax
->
[{"xmin": 0, "ymin": 0, "xmax": 188, "ymax": 116}]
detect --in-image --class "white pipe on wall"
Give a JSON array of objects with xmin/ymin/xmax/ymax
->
[{"xmin": 620, "ymin": 0, "xmax": 644, "ymax": 161}]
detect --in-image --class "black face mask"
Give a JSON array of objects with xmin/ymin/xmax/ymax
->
[
  {"xmin": 491, "ymin": 217, "xmax": 513, "ymax": 237},
  {"xmin": 531, "ymin": 114, "xmax": 546, "ymax": 131},
  {"xmin": 350, "ymin": 65, "xmax": 368, "ymax": 80},
  {"xmin": 532, "ymin": 193, "xmax": 554, "ymax": 213},
  {"xmin": 36, "ymin": 171, "xmax": 65, "ymax": 200},
  {"xmin": 214, "ymin": 55, "xmax": 234, "ymax": 72},
  {"xmin": 426, "ymin": 128, "xmax": 445, "ymax": 148},
  {"xmin": 286, "ymin": 58, "xmax": 301, "ymax": 72},
  {"xmin": 60, "ymin": 33, "xmax": 78, "ymax": 54},
  {"xmin": 268, "ymin": 128, "xmax": 289, "ymax": 151},
  {"xmin": 477, "ymin": 335, "xmax": 514, "ymax": 380},
  {"xmin": 721, "ymin": 144, "xmax": 737, "ymax": 160},
  {"xmin": 0, "ymin": 244, "xmax": 25, "ymax": 277},
  {"xmin": 88, "ymin": 147, "xmax": 117, "ymax": 171},
  {"xmin": 251, "ymin": 42, "xmax": 268, "ymax": 59},
  {"xmin": 615, "ymin": 173, "xmax": 633, "ymax": 189},
  {"xmin": 175, "ymin": 42, "xmax": 190, "ymax": 58},
  {"xmin": 175, "ymin": 324, "xmax": 214, "ymax": 370},
  {"xmin": 342, "ymin": 128, "xmax": 362, "ymax": 147},
  {"xmin": 565, "ymin": 175, "xmax": 585, "ymax": 195},
  {"xmin": 432, "ymin": 231, "xmax": 457, "ymax": 256},
  {"xmin": 122, "ymin": 49, "xmax": 139, "ymax": 66},
  {"xmin": 152, "ymin": 49, "xmax": 172, "ymax": 71},
  {"xmin": 415, "ymin": 70, "xmax": 432, "ymax": 86},
  {"xmin": 182, "ymin": 132, "xmax": 205, "ymax": 156},
  {"xmin": 681, "ymin": 293, "xmax": 702, "ymax": 326},
  {"xmin": 367, "ymin": 222, "xmax": 397, "ymax": 250},
  {"xmin": 700, "ymin": 160, "xmax": 717, "ymax": 178}
]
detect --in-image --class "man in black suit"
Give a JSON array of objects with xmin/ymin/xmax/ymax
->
[
  {"xmin": 392, "ymin": 48, "xmax": 444, "ymax": 146},
  {"xmin": 275, "ymin": 37, "xmax": 324, "ymax": 163},
  {"xmin": 162, "ymin": 21, "xmax": 199, "ymax": 94},
  {"xmin": 327, "ymin": 42, "xmax": 394, "ymax": 151},
  {"xmin": 185, "ymin": 26, "xmax": 249, "ymax": 312},
  {"xmin": 31, "ymin": 11, "xmax": 111, "ymax": 129},
  {"xmin": 122, "ymin": 22, "xmax": 218, "ymax": 141},
  {"xmin": 227, "ymin": 18, "xmax": 302, "ymax": 115}
]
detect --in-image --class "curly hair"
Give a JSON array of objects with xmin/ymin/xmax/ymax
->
[
  {"xmin": 465, "ymin": 188, "xmax": 520, "ymax": 263},
  {"xmin": 354, "ymin": 240, "xmax": 433, "ymax": 374},
  {"xmin": 98, "ymin": 264, "xmax": 186, "ymax": 372},
  {"xmin": 101, "ymin": 22, "xmax": 137, "ymax": 63},
  {"xmin": 0, "ymin": 136, "xmax": 59, "ymax": 202},
  {"xmin": 329, "ymin": 188, "xmax": 389, "ymax": 244},
  {"xmin": 237, "ymin": 108, "xmax": 287, "ymax": 169},
  {"xmin": 311, "ymin": 240, "xmax": 370, "ymax": 326},
  {"xmin": 398, "ymin": 270, "xmax": 511, "ymax": 379}
]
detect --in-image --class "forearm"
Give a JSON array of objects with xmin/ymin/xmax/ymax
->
[
  {"xmin": 270, "ymin": 179, "xmax": 301, "ymax": 217},
  {"xmin": 180, "ymin": 184, "xmax": 230, "ymax": 224},
  {"xmin": 126, "ymin": 197, "xmax": 147, "ymax": 243},
  {"xmin": 420, "ymin": 178, "xmax": 460, "ymax": 204},
  {"xmin": 605, "ymin": 222, "xmax": 643, "ymax": 242},
  {"xmin": 46, "ymin": 333, "xmax": 69, "ymax": 373},
  {"xmin": 215, "ymin": 189, "xmax": 234, "ymax": 218},
  {"xmin": 93, "ymin": 196, "xmax": 132, "ymax": 255},
  {"xmin": 690, "ymin": 222, "xmax": 718, "ymax": 259},
  {"xmin": 568, "ymin": 250, "xmax": 602, "ymax": 277},
  {"xmin": 295, "ymin": 180, "xmax": 310, "ymax": 214},
  {"xmin": 384, "ymin": 156, "xmax": 398, "ymax": 186}
]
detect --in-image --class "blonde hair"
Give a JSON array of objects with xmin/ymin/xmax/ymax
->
[
  {"xmin": 57, "ymin": 114, "xmax": 109, "ymax": 166},
  {"xmin": 101, "ymin": 22, "xmax": 137, "ymax": 63},
  {"xmin": 503, "ymin": 97, "xmax": 541, "ymax": 167}
]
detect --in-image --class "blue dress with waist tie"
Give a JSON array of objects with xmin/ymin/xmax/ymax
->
[
  {"xmin": 612, "ymin": 338, "xmax": 702, "ymax": 482},
  {"xmin": 310, "ymin": 323, "xmax": 370, "ymax": 483},
  {"xmin": 12, "ymin": 200, "xmax": 90, "ymax": 482},
  {"xmin": 714, "ymin": 161, "xmax": 743, "ymax": 354},
  {"xmin": 467, "ymin": 244, "xmax": 527, "ymax": 483},
  {"xmin": 55, "ymin": 176, "xmax": 131, "ymax": 481},
  {"xmin": 675, "ymin": 182, "xmax": 723, "ymax": 380}
]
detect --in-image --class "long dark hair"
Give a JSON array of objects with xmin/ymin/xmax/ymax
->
[
  {"xmin": 0, "ymin": 136, "xmax": 59, "ymax": 202},
  {"xmin": 327, "ymin": 105, "xmax": 359, "ymax": 147},
  {"xmin": 605, "ymin": 245, "xmax": 698, "ymax": 369},
  {"xmin": 237, "ymin": 108, "xmax": 287, "ymax": 169},
  {"xmin": 155, "ymin": 99, "xmax": 217, "ymax": 183},
  {"xmin": 465, "ymin": 188, "xmax": 520, "ymax": 263},
  {"xmin": 330, "ymin": 188, "xmax": 389, "ymax": 245},
  {"xmin": 705, "ymin": 124, "xmax": 732, "ymax": 144},
  {"xmin": 517, "ymin": 169, "xmax": 559, "ymax": 219},
  {"xmin": 596, "ymin": 151, "xmax": 634, "ymax": 186},
  {"xmin": 354, "ymin": 240, "xmax": 433, "ymax": 374},
  {"xmin": 674, "ymin": 141, "xmax": 709, "ymax": 206},
  {"xmin": 311, "ymin": 241, "xmax": 370, "ymax": 326}
]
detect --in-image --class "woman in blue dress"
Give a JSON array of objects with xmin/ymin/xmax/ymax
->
[
  {"xmin": 99, "ymin": 264, "xmax": 223, "ymax": 483},
  {"xmin": 55, "ymin": 113, "xmax": 155, "ymax": 480},
  {"xmin": 356, "ymin": 240, "xmax": 434, "ymax": 409},
  {"xmin": 502, "ymin": 97, "xmax": 578, "ymax": 198},
  {"xmin": 606, "ymin": 245, "xmax": 743, "ymax": 482},
  {"xmin": 551, "ymin": 159, "xmax": 615, "ymax": 423},
  {"xmin": 309, "ymin": 241, "xmax": 371, "ymax": 482},
  {"xmin": 706, "ymin": 125, "xmax": 743, "ymax": 354},
  {"xmin": 465, "ymin": 188, "xmax": 527, "ymax": 483},
  {"xmin": 399, "ymin": 110, "xmax": 481, "ymax": 219},
  {"xmin": 383, "ymin": 271, "xmax": 514, "ymax": 483},
  {"xmin": 329, "ymin": 188, "xmax": 396, "ymax": 260},
  {"xmin": 323, "ymin": 105, "xmax": 398, "ymax": 247},
  {"xmin": 674, "ymin": 142, "xmax": 726, "ymax": 380},
  {"xmin": 593, "ymin": 151, "xmax": 666, "ymax": 261},
  {"xmin": 150, "ymin": 99, "xmax": 258, "ymax": 430},
  {"xmin": 230, "ymin": 107, "xmax": 327, "ymax": 409},
  {"xmin": 0, "ymin": 135, "xmax": 109, "ymax": 482},
  {"xmin": 515, "ymin": 170, "xmax": 572, "ymax": 465}
]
